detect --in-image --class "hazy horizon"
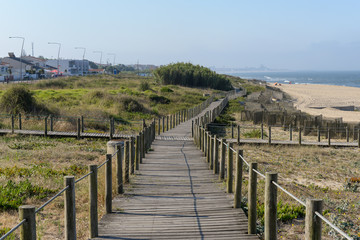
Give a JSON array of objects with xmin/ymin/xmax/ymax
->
[{"xmin": 1, "ymin": 0, "xmax": 360, "ymax": 71}]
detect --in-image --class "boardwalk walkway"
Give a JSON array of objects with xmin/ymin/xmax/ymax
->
[{"xmin": 95, "ymin": 100, "xmax": 259, "ymax": 240}]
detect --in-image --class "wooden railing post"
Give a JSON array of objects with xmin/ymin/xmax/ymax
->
[
  {"xmin": 234, "ymin": 149, "xmax": 243, "ymax": 208},
  {"xmin": 346, "ymin": 126, "xmax": 349, "ymax": 142},
  {"xmin": 237, "ymin": 125, "xmax": 240, "ymax": 144},
  {"xmin": 299, "ymin": 127, "xmax": 302, "ymax": 145},
  {"xmin": 209, "ymin": 135, "xmax": 214, "ymax": 170},
  {"xmin": 213, "ymin": 135, "xmax": 219, "ymax": 174},
  {"xmin": 19, "ymin": 205, "xmax": 36, "ymax": 240},
  {"xmin": 317, "ymin": 126, "xmax": 321, "ymax": 142},
  {"xmin": 158, "ymin": 118, "xmax": 160, "ymax": 135},
  {"xmin": 226, "ymin": 142, "xmax": 233, "ymax": 193},
  {"xmin": 265, "ymin": 172, "xmax": 278, "ymax": 240},
  {"xmin": 44, "ymin": 116, "xmax": 48, "ymax": 137},
  {"xmin": 162, "ymin": 117, "xmax": 165, "ymax": 133},
  {"xmin": 220, "ymin": 139, "xmax": 226, "ymax": 180},
  {"xmin": 192, "ymin": 120, "xmax": 194, "ymax": 137},
  {"xmin": 116, "ymin": 145, "xmax": 123, "ymax": 194},
  {"xmin": 268, "ymin": 126, "xmax": 271, "ymax": 144},
  {"xmin": 89, "ymin": 165, "xmax": 98, "ymax": 238},
  {"xmin": 139, "ymin": 131, "xmax": 144, "ymax": 164},
  {"xmin": 248, "ymin": 162, "xmax": 258, "ymax": 234},
  {"xmin": 105, "ymin": 154, "xmax": 112, "ymax": 214},
  {"xmin": 231, "ymin": 124, "xmax": 234, "ymax": 138},
  {"xmin": 358, "ymin": 129, "xmax": 360, "ymax": 148},
  {"xmin": 130, "ymin": 137, "xmax": 135, "ymax": 174},
  {"xmin": 289, "ymin": 124, "xmax": 293, "ymax": 141},
  {"xmin": 135, "ymin": 135, "xmax": 140, "ymax": 171},
  {"xmin": 141, "ymin": 130, "xmax": 145, "ymax": 159},
  {"xmin": 81, "ymin": 115, "xmax": 84, "ymax": 133},
  {"xmin": 64, "ymin": 176, "xmax": 76, "ymax": 240},
  {"xmin": 261, "ymin": 123, "xmax": 264, "ymax": 139},
  {"xmin": 305, "ymin": 199, "xmax": 323, "ymax": 240},
  {"xmin": 11, "ymin": 114, "xmax": 14, "ymax": 133},
  {"xmin": 166, "ymin": 116, "xmax": 169, "ymax": 131},
  {"xmin": 77, "ymin": 118, "xmax": 81, "ymax": 139},
  {"xmin": 328, "ymin": 129, "xmax": 331, "ymax": 146},
  {"xmin": 19, "ymin": 113, "xmax": 22, "ymax": 130},
  {"xmin": 50, "ymin": 115, "xmax": 53, "ymax": 131},
  {"xmin": 109, "ymin": 118, "xmax": 114, "ymax": 140},
  {"xmin": 124, "ymin": 141, "xmax": 130, "ymax": 183}
]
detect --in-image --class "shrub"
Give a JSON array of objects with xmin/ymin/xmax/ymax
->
[
  {"xmin": 0, "ymin": 180, "xmax": 55, "ymax": 210},
  {"xmin": 243, "ymin": 129, "xmax": 267, "ymax": 138},
  {"xmin": 139, "ymin": 80, "xmax": 150, "ymax": 91},
  {"xmin": 0, "ymin": 86, "xmax": 36, "ymax": 114},
  {"xmin": 119, "ymin": 97, "xmax": 144, "ymax": 112},
  {"xmin": 149, "ymin": 94, "xmax": 170, "ymax": 104},
  {"xmin": 160, "ymin": 86, "xmax": 174, "ymax": 93},
  {"xmin": 85, "ymin": 90, "xmax": 105, "ymax": 104}
]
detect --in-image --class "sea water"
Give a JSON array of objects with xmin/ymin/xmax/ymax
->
[{"xmin": 228, "ymin": 71, "xmax": 360, "ymax": 88}]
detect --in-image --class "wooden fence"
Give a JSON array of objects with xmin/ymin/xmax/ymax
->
[{"xmin": 192, "ymin": 119, "xmax": 354, "ymax": 239}]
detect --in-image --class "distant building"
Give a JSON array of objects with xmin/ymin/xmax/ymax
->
[{"xmin": 46, "ymin": 59, "xmax": 89, "ymax": 75}]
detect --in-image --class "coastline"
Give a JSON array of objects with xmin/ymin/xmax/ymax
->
[{"xmin": 272, "ymin": 83, "xmax": 360, "ymax": 123}]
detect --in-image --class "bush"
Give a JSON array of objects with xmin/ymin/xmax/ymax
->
[
  {"xmin": 243, "ymin": 129, "xmax": 267, "ymax": 138},
  {"xmin": 0, "ymin": 86, "xmax": 37, "ymax": 114},
  {"xmin": 119, "ymin": 97, "xmax": 144, "ymax": 112},
  {"xmin": 139, "ymin": 81, "xmax": 150, "ymax": 91},
  {"xmin": 149, "ymin": 94, "xmax": 170, "ymax": 104},
  {"xmin": 160, "ymin": 86, "xmax": 174, "ymax": 93}
]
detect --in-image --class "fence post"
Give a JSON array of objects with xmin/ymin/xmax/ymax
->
[
  {"xmin": 207, "ymin": 132, "xmax": 211, "ymax": 163},
  {"xmin": 135, "ymin": 135, "xmax": 140, "ymax": 171},
  {"xmin": 166, "ymin": 116, "xmax": 169, "ymax": 131},
  {"xmin": 289, "ymin": 124, "xmax": 293, "ymax": 141},
  {"xmin": 105, "ymin": 154, "xmax": 112, "ymax": 214},
  {"xmin": 265, "ymin": 172, "xmax": 278, "ymax": 240},
  {"xmin": 44, "ymin": 116, "xmax": 48, "ymax": 137},
  {"xmin": 346, "ymin": 126, "xmax": 349, "ymax": 142},
  {"xmin": 305, "ymin": 199, "xmax": 323, "ymax": 240},
  {"xmin": 64, "ymin": 176, "xmax": 76, "ymax": 240},
  {"xmin": 162, "ymin": 117, "xmax": 165, "ymax": 133},
  {"xmin": 11, "ymin": 114, "xmax": 14, "ymax": 133},
  {"xmin": 192, "ymin": 120, "xmax": 194, "ymax": 137},
  {"xmin": 234, "ymin": 149, "xmax": 243, "ymax": 208},
  {"xmin": 237, "ymin": 125, "xmax": 240, "ymax": 144},
  {"xmin": 109, "ymin": 118, "xmax": 113, "ymax": 140},
  {"xmin": 139, "ymin": 132, "xmax": 143, "ymax": 164},
  {"xmin": 49, "ymin": 115, "xmax": 54, "ymax": 131},
  {"xmin": 19, "ymin": 205, "xmax": 36, "ymax": 240},
  {"xmin": 213, "ymin": 135, "xmax": 219, "ymax": 174},
  {"xmin": 77, "ymin": 118, "xmax": 81, "ymax": 139},
  {"xmin": 116, "ymin": 145, "xmax": 123, "ymax": 194},
  {"xmin": 231, "ymin": 124, "xmax": 234, "ymax": 138},
  {"xmin": 124, "ymin": 141, "xmax": 130, "ymax": 183},
  {"xmin": 89, "ymin": 165, "xmax": 98, "ymax": 238},
  {"xmin": 299, "ymin": 127, "xmax": 302, "ymax": 145},
  {"xmin": 358, "ymin": 129, "xmax": 360, "ymax": 148},
  {"xmin": 220, "ymin": 139, "xmax": 226, "ymax": 180},
  {"xmin": 226, "ymin": 142, "xmax": 234, "ymax": 193},
  {"xmin": 248, "ymin": 162, "xmax": 258, "ymax": 234},
  {"xmin": 317, "ymin": 126, "xmax": 321, "ymax": 142},
  {"xmin": 261, "ymin": 123, "xmax": 264, "ymax": 139},
  {"xmin": 130, "ymin": 137, "xmax": 135, "ymax": 174},
  {"xmin": 328, "ymin": 129, "xmax": 331, "ymax": 146},
  {"xmin": 158, "ymin": 118, "xmax": 160, "ymax": 135},
  {"xmin": 19, "ymin": 113, "xmax": 22, "ymax": 130},
  {"xmin": 268, "ymin": 126, "xmax": 271, "ymax": 144},
  {"xmin": 81, "ymin": 116, "xmax": 84, "ymax": 133}
]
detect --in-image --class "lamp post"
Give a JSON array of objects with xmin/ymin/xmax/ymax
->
[
  {"xmin": 75, "ymin": 47, "xmax": 86, "ymax": 76},
  {"xmin": 107, "ymin": 53, "xmax": 116, "ymax": 75},
  {"xmin": 9, "ymin": 36, "xmax": 25, "ymax": 81},
  {"xmin": 93, "ymin": 51, "xmax": 102, "ymax": 66},
  {"xmin": 48, "ymin": 42, "xmax": 61, "ymax": 76}
]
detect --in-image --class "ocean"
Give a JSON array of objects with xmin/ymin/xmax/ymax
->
[{"xmin": 227, "ymin": 71, "xmax": 360, "ymax": 88}]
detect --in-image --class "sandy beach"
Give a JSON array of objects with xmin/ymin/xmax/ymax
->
[{"xmin": 274, "ymin": 84, "xmax": 360, "ymax": 123}]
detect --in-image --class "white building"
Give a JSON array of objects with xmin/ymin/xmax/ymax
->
[{"xmin": 46, "ymin": 59, "xmax": 89, "ymax": 75}]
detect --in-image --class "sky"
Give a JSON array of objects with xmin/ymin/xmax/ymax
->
[{"xmin": 1, "ymin": 0, "xmax": 360, "ymax": 71}]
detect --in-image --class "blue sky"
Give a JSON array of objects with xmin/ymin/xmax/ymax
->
[{"xmin": 1, "ymin": 0, "xmax": 360, "ymax": 70}]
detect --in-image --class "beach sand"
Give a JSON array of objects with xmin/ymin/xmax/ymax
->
[{"xmin": 274, "ymin": 84, "xmax": 360, "ymax": 123}]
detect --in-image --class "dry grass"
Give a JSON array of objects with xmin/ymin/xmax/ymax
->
[{"xmin": 0, "ymin": 135, "xmax": 111, "ymax": 239}]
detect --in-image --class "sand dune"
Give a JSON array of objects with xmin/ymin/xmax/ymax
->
[{"xmin": 274, "ymin": 84, "xmax": 360, "ymax": 123}]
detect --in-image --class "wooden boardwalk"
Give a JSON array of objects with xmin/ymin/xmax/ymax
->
[{"xmin": 95, "ymin": 101, "xmax": 259, "ymax": 240}]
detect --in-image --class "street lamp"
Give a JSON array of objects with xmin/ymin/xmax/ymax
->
[
  {"xmin": 9, "ymin": 36, "xmax": 25, "ymax": 81},
  {"xmin": 107, "ymin": 53, "xmax": 116, "ymax": 66},
  {"xmin": 75, "ymin": 47, "xmax": 86, "ymax": 76},
  {"xmin": 93, "ymin": 51, "xmax": 102, "ymax": 66},
  {"xmin": 48, "ymin": 42, "xmax": 61, "ymax": 76}
]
